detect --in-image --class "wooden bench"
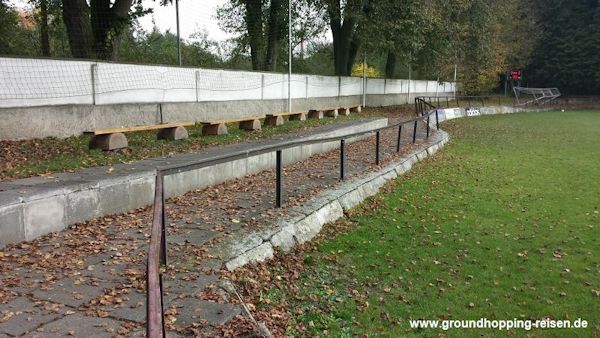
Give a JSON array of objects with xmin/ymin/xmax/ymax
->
[
  {"xmin": 309, "ymin": 107, "xmax": 339, "ymax": 119},
  {"xmin": 265, "ymin": 111, "xmax": 307, "ymax": 126},
  {"xmin": 201, "ymin": 116, "xmax": 265, "ymax": 135},
  {"xmin": 309, "ymin": 105, "xmax": 362, "ymax": 119},
  {"xmin": 344, "ymin": 105, "xmax": 362, "ymax": 114},
  {"xmin": 86, "ymin": 122, "xmax": 195, "ymax": 151}
]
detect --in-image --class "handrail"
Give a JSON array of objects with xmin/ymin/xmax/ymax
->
[
  {"xmin": 146, "ymin": 106, "xmax": 442, "ymax": 337},
  {"xmin": 147, "ymin": 174, "xmax": 166, "ymax": 338},
  {"xmin": 159, "ymin": 110, "xmax": 438, "ymax": 176}
]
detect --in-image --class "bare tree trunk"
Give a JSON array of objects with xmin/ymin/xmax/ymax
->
[
  {"xmin": 62, "ymin": 0, "xmax": 92, "ymax": 58},
  {"xmin": 39, "ymin": 0, "xmax": 50, "ymax": 56},
  {"xmin": 90, "ymin": 0, "xmax": 133, "ymax": 60},
  {"xmin": 347, "ymin": 37, "xmax": 359, "ymax": 75},
  {"xmin": 328, "ymin": 0, "xmax": 359, "ymax": 76},
  {"xmin": 243, "ymin": 0, "xmax": 265, "ymax": 70},
  {"xmin": 385, "ymin": 51, "xmax": 396, "ymax": 78},
  {"xmin": 265, "ymin": 0, "xmax": 283, "ymax": 71}
]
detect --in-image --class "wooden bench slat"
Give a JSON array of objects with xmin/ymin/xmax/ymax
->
[
  {"xmin": 201, "ymin": 116, "xmax": 265, "ymax": 125},
  {"xmin": 266, "ymin": 111, "xmax": 306, "ymax": 117},
  {"xmin": 87, "ymin": 122, "xmax": 195, "ymax": 135}
]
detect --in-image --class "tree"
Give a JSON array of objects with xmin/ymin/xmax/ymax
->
[
  {"xmin": 527, "ymin": 0, "xmax": 600, "ymax": 94},
  {"xmin": 320, "ymin": 0, "xmax": 366, "ymax": 76},
  {"xmin": 61, "ymin": 0, "xmax": 156, "ymax": 59},
  {"xmin": 218, "ymin": 0, "xmax": 286, "ymax": 71}
]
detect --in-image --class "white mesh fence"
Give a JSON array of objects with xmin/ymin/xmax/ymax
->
[{"xmin": 0, "ymin": 57, "xmax": 456, "ymax": 108}]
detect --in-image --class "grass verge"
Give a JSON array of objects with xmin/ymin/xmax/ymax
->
[{"xmin": 227, "ymin": 110, "xmax": 600, "ymax": 337}]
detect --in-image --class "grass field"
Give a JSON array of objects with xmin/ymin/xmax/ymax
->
[{"xmin": 250, "ymin": 110, "xmax": 600, "ymax": 337}]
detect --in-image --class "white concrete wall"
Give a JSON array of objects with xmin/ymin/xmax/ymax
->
[{"xmin": 0, "ymin": 57, "xmax": 456, "ymax": 108}]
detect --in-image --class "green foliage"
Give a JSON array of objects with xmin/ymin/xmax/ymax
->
[
  {"xmin": 0, "ymin": 1, "xmax": 39, "ymax": 56},
  {"xmin": 351, "ymin": 62, "xmax": 381, "ymax": 78},
  {"xmin": 527, "ymin": 0, "xmax": 600, "ymax": 95},
  {"xmin": 115, "ymin": 25, "xmax": 223, "ymax": 68}
]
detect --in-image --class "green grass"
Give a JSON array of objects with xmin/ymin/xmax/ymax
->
[
  {"xmin": 0, "ymin": 114, "xmax": 370, "ymax": 180},
  {"xmin": 270, "ymin": 110, "xmax": 600, "ymax": 337}
]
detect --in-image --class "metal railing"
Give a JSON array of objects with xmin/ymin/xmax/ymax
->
[
  {"xmin": 418, "ymin": 95, "xmax": 517, "ymax": 109},
  {"xmin": 145, "ymin": 105, "xmax": 441, "ymax": 337}
]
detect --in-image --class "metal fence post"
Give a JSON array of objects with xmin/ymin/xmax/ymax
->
[
  {"xmin": 412, "ymin": 120, "xmax": 418, "ymax": 143},
  {"xmin": 340, "ymin": 139, "xmax": 345, "ymax": 180},
  {"xmin": 426, "ymin": 115, "xmax": 430, "ymax": 138},
  {"xmin": 396, "ymin": 125, "xmax": 402, "ymax": 152},
  {"xmin": 276, "ymin": 150, "xmax": 283, "ymax": 208},
  {"xmin": 436, "ymin": 110, "xmax": 440, "ymax": 130},
  {"xmin": 305, "ymin": 76, "xmax": 309, "ymax": 99},
  {"xmin": 195, "ymin": 70, "xmax": 199, "ymax": 103},
  {"xmin": 261, "ymin": 74, "xmax": 265, "ymax": 101},
  {"xmin": 375, "ymin": 131, "xmax": 381, "ymax": 165},
  {"xmin": 90, "ymin": 64, "xmax": 97, "ymax": 105},
  {"xmin": 160, "ymin": 174, "xmax": 167, "ymax": 266}
]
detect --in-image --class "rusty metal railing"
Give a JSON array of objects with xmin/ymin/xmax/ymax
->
[
  {"xmin": 147, "ymin": 174, "xmax": 166, "ymax": 338},
  {"xmin": 145, "ymin": 106, "xmax": 443, "ymax": 337}
]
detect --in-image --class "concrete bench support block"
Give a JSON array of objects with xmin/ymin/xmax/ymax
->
[
  {"xmin": 308, "ymin": 110, "xmax": 323, "ymax": 119},
  {"xmin": 239, "ymin": 119, "xmax": 262, "ymax": 131},
  {"xmin": 289, "ymin": 113, "xmax": 307, "ymax": 121},
  {"xmin": 89, "ymin": 133, "xmax": 128, "ymax": 151},
  {"xmin": 340, "ymin": 108, "xmax": 351, "ymax": 116},
  {"xmin": 202, "ymin": 123, "xmax": 228, "ymax": 136},
  {"xmin": 157, "ymin": 126, "xmax": 189, "ymax": 141},
  {"xmin": 350, "ymin": 106, "xmax": 362, "ymax": 113},
  {"xmin": 265, "ymin": 115, "xmax": 284, "ymax": 127},
  {"xmin": 324, "ymin": 109, "xmax": 338, "ymax": 118}
]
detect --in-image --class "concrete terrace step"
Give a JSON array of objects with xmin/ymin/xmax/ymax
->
[{"xmin": 0, "ymin": 118, "xmax": 387, "ymax": 248}]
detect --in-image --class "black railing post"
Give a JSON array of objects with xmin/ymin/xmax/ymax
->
[
  {"xmin": 446, "ymin": 97, "xmax": 449, "ymax": 108},
  {"xmin": 396, "ymin": 125, "xmax": 402, "ymax": 152},
  {"xmin": 426, "ymin": 115, "xmax": 430, "ymax": 138},
  {"xmin": 340, "ymin": 139, "xmax": 345, "ymax": 180},
  {"xmin": 375, "ymin": 131, "xmax": 381, "ymax": 165},
  {"xmin": 412, "ymin": 120, "xmax": 418, "ymax": 143},
  {"xmin": 276, "ymin": 150, "xmax": 282, "ymax": 208},
  {"xmin": 435, "ymin": 109, "xmax": 440, "ymax": 130},
  {"xmin": 160, "ymin": 174, "xmax": 167, "ymax": 266}
]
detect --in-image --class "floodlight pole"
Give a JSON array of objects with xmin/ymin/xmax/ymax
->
[
  {"xmin": 407, "ymin": 54, "xmax": 412, "ymax": 104},
  {"xmin": 453, "ymin": 64, "xmax": 457, "ymax": 98},
  {"xmin": 288, "ymin": 0, "xmax": 292, "ymax": 113},
  {"xmin": 362, "ymin": 55, "xmax": 366, "ymax": 107},
  {"xmin": 176, "ymin": 0, "xmax": 182, "ymax": 66}
]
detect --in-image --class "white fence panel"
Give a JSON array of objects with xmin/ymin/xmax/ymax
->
[
  {"xmin": 290, "ymin": 74, "xmax": 307, "ymax": 99},
  {"xmin": 0, "ymin": 57, "xmax": 94, "ymax": 107},
  {"xmin": 339, "ymin": 76, "xmax": 361, "ymax": 96},
  {"xmin": 414, "ymin": 80, "xmax": 428, "ymax": 93},
  {"xmin": 307, "ymin": 75, "xmax": 339, "ymax": 98},
  {"xmin": 197, "ymin": 69, "xmax": 262, "ymax": 102},
  {"xmin": 385, "ymin": 79, "xmax": 404, "ymax": 94},
  {"xmin": 95, "ymin": 63, "xmax": 197, "ymax": 104},
  {"xmin": 0, "ymin": 57, "xmax": 457, "ymax": 107},
  {"xmin": 366, "ymin": 78, "xmax": 385, "ymax": 95},
  {"xmin": 262, "ymin": 73, "xmax": 287, "ymax": 100}
]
